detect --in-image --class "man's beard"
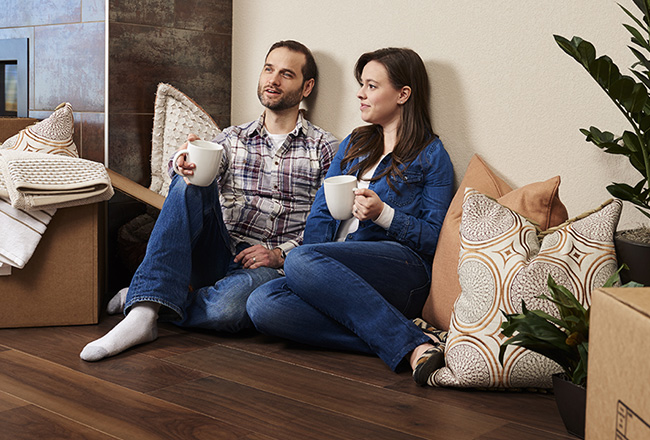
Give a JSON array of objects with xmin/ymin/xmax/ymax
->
[{"xmin": 257, "ymin": 84, "xmax": 304, "ymax": 111}]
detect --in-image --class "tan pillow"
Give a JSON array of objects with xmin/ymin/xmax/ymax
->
[
  {"xmin": 431, "ymin": 191, "xmax": 621, "ymax": 388},
  {"xmin": 422, "ymin": 155, "xmax": 569, "ymax": 330},
  {"xmin": 0, "ymin": 103, "xmax": 78, "ymax": 158}
]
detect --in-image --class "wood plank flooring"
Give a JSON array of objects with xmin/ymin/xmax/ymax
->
[{"xmin": 0, "ymin": 314, "xmax": 576, "ymax": 439}]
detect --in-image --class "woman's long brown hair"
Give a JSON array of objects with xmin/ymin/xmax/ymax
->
[{"xmin": 341, "ymin": 48, "xmax": 437, "ymax": 190}]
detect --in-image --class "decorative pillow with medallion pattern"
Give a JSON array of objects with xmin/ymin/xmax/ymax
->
[
  {"xmin": 1, "ymin": 103, "xmax": 78, "ymax": 157},
  {"xmin": 431, "ymin": 189, "xmax": 621, "ymax": 389}
]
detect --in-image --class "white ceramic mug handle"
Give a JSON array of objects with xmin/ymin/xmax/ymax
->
[{"xmin": 172, "ymin": 149, "xmax": 190, "ymax": 176}]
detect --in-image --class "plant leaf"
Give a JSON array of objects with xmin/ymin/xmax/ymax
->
[
  {"xmin": 632, "ymin": 69, "xmax": 650, "ymax": 92},
  {"xmin": 623, "ymin": 130, "xmax": 642, "ymax": 152},
  {"xmin": 625, "ymin": 24, "xmax": 650, "ymax": 52},
  {"xmin": 589, "ymin": 56, "xmax": 622, "ymax": 90},
  {"xmin": 622, "ymin": 3, "xmax": 650, "ymax": 33},
  {"xmin": 554, "ymin": 35, "xmax": 585, "ymax": 65}
]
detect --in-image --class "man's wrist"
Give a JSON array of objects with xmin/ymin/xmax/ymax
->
[{"xmin": 273, "ymin": 247, "xmax": 286, "ymax": 261}]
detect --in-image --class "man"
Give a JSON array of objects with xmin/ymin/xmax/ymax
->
[{"xmin": 81, "ymin": 40, "xmax": 338, "ymax": 361}]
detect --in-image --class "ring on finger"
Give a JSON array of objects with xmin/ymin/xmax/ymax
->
[{"xmin": 253, "ymin": 256, "xmax": 257, "ymax": 263}]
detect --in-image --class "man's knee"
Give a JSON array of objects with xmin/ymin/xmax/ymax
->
[{"xmin": 246, "ymin": 279, "xmax": 286, "ymax": 332}]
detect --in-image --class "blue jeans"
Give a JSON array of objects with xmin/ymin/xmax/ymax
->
[
  {"xmin": 126, "ymin": 175, "xmax": 280, "ymax": 332},
  {"xmin": 246, "ymin": 241, "xmax": 432, "ymax": 371}
]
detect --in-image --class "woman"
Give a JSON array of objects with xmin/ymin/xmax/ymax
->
[{"xmin": 246, "ymin": 47, "xmax": 454, "ymax": 385}]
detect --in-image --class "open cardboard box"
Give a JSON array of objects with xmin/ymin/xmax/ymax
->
[
  {"xmin": 0, "ymin": 118, "xmax": 110, "ymax": 328},
  {"xmin": 586, "ymin": 287, "xmax": 650, "ymax": 439}
]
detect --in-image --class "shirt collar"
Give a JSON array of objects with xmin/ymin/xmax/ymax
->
[{"xmin": 247, "ymin": 110, "xmax": 306, "ymax": 139}]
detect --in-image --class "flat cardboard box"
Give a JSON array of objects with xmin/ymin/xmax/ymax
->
[
  {"xmin": 107, "ymin": 169, "xmax": 165, "ymax": 210},
  {"xmin": 586, "ymin": 287, "xmax": 650, "ymax": 439},
  {"xmin": 0, "ymin": 203, "xmax": 105, "ymax": 328}
]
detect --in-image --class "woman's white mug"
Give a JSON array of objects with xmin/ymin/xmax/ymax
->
[
  {"xmin": 172, "ymin": 140, "xmax": 223, "ymax": 186},
  {"xmin": 324, "ymin": 175, "xmax": 358, "ymax": 220}
]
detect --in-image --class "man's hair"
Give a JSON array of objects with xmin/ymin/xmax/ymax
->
[{"xmin": 266, "ymin": 40, "xmax": 318, "ymax": 84}]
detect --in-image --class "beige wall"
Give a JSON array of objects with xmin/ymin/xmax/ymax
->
[{"xmin": 232, "ymin": 0, "xmax": 643, "ymax": 229}]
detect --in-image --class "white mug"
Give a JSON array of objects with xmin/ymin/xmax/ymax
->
[
  {"xmin": 172, "ymin": 140, "xmax": 223, "ymax": 186},
  {"xmin": 323, "ymin": 175, "xmax": 358, "ymax": 220}
]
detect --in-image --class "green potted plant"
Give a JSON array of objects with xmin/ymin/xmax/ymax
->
[
  {"xmin": 498, "ymin": 273, "xmax": 631, "ymax": 439},
  {"xmin": 554, "ymin": 0, "xmax": 650, "ymax": 285}
]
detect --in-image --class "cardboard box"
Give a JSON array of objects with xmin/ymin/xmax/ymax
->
[
  {"xmin": 0, "ymin": 203, "xmax": 105, "ymax": 327},
  {"xmin": 586, "ymin": 287, "xmax": 650, "ymax": 439},
  {"xmin": 1, "ymin": 117, "xmax": 105, "ymax": 328},
  {"xmin": 0, "ymin": 117, "xmax": 39, "ymax": 142}
]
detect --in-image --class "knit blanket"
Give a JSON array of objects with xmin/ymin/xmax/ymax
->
[{"xmin": 0, "ymin": 150, "xmax": 113, "ymax": 211}]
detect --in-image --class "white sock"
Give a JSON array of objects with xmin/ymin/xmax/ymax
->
[
  {"xmin": 80, "ymin": 302, "xmax": 160, "ymax": 362},
  {"xmin": 107, "ymin": 287, "xmax": 128, "ymax": 315}
]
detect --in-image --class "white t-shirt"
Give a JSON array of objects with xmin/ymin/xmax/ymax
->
[{"xmin": 267, "ymin": 133, "xmax": 288, "ymax": 156}]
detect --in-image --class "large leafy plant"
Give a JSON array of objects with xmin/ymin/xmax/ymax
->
[{"xmin": 554, "ymin": 0, "xmax": 650, "ymax": 219}]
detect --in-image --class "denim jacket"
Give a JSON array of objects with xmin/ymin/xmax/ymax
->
[{"xmin": 303, "ymin": 134, "xmax": 454, "ymax": 262}]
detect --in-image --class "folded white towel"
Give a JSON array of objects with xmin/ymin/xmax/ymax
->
[
  {"xmin": 0, "ymin": 197, "xmax": 55, "ymax": 269},
  {"xmin": 0, "ymin": 150, "xmax": 113, "ymax": 211}
]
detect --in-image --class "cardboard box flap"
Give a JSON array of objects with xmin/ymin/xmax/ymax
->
[
  {"xmin": 598, "ymin": 287, "xmax": 650, "ymax": 319},
  {"xmin": 0, "ymin": 117, "xmax": 39, "ymax": 142},
  {"xmin": 107, "ymin": 169, "xmax": 165, "ymax": 210}
]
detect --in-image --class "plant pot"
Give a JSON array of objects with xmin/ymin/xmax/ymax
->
[
  {"xmin": 615, "ymin": 232, "xmax": 650, "ymax": 286},
  {"xmin": 552, "ymin": 373, "xmax": 586, "ymax": 439}
]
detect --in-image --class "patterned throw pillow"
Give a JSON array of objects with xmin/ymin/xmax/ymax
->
[
  {"xmin": 150, "ymin": 83, "xmax": 221, "ymax": 196},
  {"xmin": 0, "ymin": 103, "xmax": 78, "ymax": 158},
  {"xmin": 422, "ymin": 155, "xmax": 568, "ymax": 331},
  {"xmin": 431, "ymin": 189, "xmax": 621, "ymax": 389}
]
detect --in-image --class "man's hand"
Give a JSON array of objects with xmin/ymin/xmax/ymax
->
[
  {"xmin": 352, "ymin": 188, "xmax": 384, "ymax": 221},
  {"xmin": 176, "ymin": 134, "xmax": 199, "ymax": 184},
  {"xmin": 234, "ymin": 245, "xmax": 284, "ymax": 269}
]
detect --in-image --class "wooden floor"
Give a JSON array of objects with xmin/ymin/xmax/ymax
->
[{"xmin": 0, "ymin": 313, "xmax": 576, "ymax": 440}]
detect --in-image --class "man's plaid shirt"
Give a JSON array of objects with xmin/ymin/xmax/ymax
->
[{"xmin": 213, "ymin": 112, "xmax": 338, "ymax": 254}]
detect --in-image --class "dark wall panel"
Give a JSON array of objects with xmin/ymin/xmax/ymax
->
[{"xmin": 108, "ymin": 0, "xmax": 232, "ymax": 185}]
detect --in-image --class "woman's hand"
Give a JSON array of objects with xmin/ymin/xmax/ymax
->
[
  {"xmin": 234, "ymin": 245, "xmax": 285, "ymax": 269},
  {"xmin": 353, "ymin": 188, "xmax": 384, "ymax": 221},
  {"xmin": 175, "ymin": 134, "xmax": 199, "ymax": 184}
]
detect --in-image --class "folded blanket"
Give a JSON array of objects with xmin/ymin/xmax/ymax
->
[
  {"xmin": 0, "ymin": 197, "xmax": 55, "ymax": 269},
  {"xmin": 0, "ymin": 150, "xmax": 113, "ymax": 211}
]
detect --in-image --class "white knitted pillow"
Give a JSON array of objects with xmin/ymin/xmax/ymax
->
[
  {"xmin": 1, "ymin": 103, "xmax": 78, "ymax": 158},
  {"xmin": 431, "ymin": 190, "xmax": 621, "ymax": 389},
  {"xmin": 150, "ymin": 83, "xmax": 221, "ymax": 196}
]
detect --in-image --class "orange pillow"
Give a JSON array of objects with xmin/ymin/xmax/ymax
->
[{"xmin": 421, "ymin": 154, "xmax": 568, "ymax": 330}]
